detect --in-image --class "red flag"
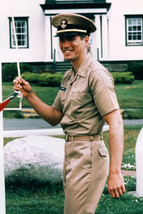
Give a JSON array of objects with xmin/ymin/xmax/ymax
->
[
  {"xmin": 0, "ymin": 92, "xmax": 19, "ymax": 112},
  {"xmin": 0, "ymin": 97, "xmax": 12, "ymax": 112}
]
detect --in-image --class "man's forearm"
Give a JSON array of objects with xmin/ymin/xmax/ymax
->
[
  {"xmin": 26, "ymin": 90, "xmax": 63, "ymax": 126},
  {"xmin": 109, "ymin": 119, "xmax": 124, "ymax": 174},
  {"xmin": 103, "ymin": 109, "xmax": 125, "ymax": 197}
]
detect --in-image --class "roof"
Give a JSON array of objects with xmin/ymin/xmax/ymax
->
[{"xmin": 41, "ymin": 0, "xmax": 111, "ymax": 11}]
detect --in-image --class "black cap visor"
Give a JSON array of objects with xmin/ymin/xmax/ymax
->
[{"xmin": 54, "ymin": 32, "xmax": 89, "ymax": 37}]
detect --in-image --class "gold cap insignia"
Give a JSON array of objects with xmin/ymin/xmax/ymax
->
[{"xmin": 61, "ymin": 19, "xmax": 68, "ymax": 29}]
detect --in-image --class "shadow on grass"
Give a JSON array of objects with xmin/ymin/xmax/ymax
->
[
  {"xmin": 6, "ymin": 176, "xmax": 141, "ymax": 214},
  {"xmin": 6, "ymin": 181, "xmax": 64, "ymax": 214}
]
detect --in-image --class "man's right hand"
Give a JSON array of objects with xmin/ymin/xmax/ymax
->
[
  {"xmin": 13, "ymin": 77, "xmax": 33, "ymax": 98},
  {"xmin": 13, "ymin": 77, "xmax": 63, "ymax": 126}
]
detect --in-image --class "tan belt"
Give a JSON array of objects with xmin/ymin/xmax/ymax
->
[{"xmin": 65, "ymin": 135, "xmax": 102, "ymax": 142}]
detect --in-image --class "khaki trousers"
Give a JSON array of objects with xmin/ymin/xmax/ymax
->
[{"xmin": 63, "ymin": 139, "xmax": 109, "ymax": 214}]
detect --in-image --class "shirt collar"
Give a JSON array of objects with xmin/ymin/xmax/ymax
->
[
  {"xmin": 69, "ymin": 52, "xmax": 92, "ymax": 84},
  {"xmin": 77, "ymin": 52, "xmax": 92, "ymax": 77}
]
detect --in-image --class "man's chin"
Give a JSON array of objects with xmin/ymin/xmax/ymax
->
[
  {"xmin": 64, "ymin": 59, "xmax": 71, "ymax": 62},
  {"xmin": 64, "ymin": 56, "xmax": 72, "ymax": 61}
]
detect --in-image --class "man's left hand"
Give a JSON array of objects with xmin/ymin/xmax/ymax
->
[{"xmin": 107, "ymin": 171, "xmax": 125, "ymax": 198}]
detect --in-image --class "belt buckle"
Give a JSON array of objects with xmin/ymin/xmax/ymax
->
[
  {"xmin": 65, "ymin": 135, "xmax": 68, "ymax": 141},
  {"xmin": 89, "ymin": 136, "xmax": 94, "ymax": 141}
]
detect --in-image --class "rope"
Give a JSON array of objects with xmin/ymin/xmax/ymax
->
[
  {"xmin": 11, "ymin": 16, "xmax": 21, "ymax": 78},
  {"xmin": 9, "ymin": 0, "xmax": 23, "ymax": 109}
]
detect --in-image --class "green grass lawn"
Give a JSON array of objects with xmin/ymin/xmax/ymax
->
[
  {"xmin": 2, "ymin": 80, "xmax": 143, "ymax": 109},
  {"xmin": 5, "ymin": 177, "xmax": 141, "ymax": 214},
  {"xmin": 115, "ymin": 80, "xmax": 143, "ymax": 109},
  {"xmin": 2, "ymin": 80, "xmax": 143, "ymax": 118},
  {"xmin": 103, "ymin": 125, "xmax": 141, "ymax": 171},
  {"xmin": 5, "ymin": 125, "xmax": 143, "ymax": 214},
  {"xmin": 2, "ymin": 82, "xmax": 59, "ymax": 109}
]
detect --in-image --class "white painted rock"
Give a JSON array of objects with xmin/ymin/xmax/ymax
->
[
  {"xmin": 136, "ymin": 127, "xmax": 143, "ymax": 196},
  {"xmin": 4, "ymin": 136, "xmax": 65, "ymax": 185}
]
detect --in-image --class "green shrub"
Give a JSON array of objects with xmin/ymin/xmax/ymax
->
[
  {"xmin": 21, "ymin": 72, "xmax": 39, "ymax": 84},
  {"xmin": 123, "ymin": 109, "xmax": 143, "ymax": 119},
  {"xmin": 2, "ymin": 63, "xmax": 32, "ymax": 82},
  {"xmin": 2, "ymin": 63, "xmax": 17, "ymax": 82},
  {"xmin": 128, "ymin": 61, "xmax": 143, "ymax": 80},
  {"xmin": 111, "ymin": 72, "xmax": 134, "ymax": 84},
  {"xmin": 20, "ymin": 63, "xmax": 32, "ymax": 73},
  {"xmin": 21, "ymin": 72, "xmax": 63, "ymax": 86},
  {"xmin": 3, "ymin": 110, "xmax": 24, "ymax": 119},
  {"xmin": 38, "ymin": 72, "xmax": 63, "ymax": 86}
]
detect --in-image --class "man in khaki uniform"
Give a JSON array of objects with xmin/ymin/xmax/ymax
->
[{"xmin": 14, "ymin": 13, "xmax": 125, "ymax": 214}]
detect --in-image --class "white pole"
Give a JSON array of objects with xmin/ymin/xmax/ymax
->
[
  {"xmin": 0, "ymin": 62, "xmax": 6, "ymax": 214},
  {"xmin": 9, "ymin": 0, "xmax": 23, "ymax": 110},
  {"xmin": 136, "ymin": 127, "xmax": 143, "ymax": 196},
  {"xmin": 11, "ymin": 16, "xmax": 21, "ymax": 78}
]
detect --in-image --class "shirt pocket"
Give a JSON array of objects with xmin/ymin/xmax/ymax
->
[
  {"xmin": 71, "ymin": 91, "xmax": 91, "ymax": 105},
  {"xmin": 69, "ymin": 91, "xmax": 92, "ymax": 119}
]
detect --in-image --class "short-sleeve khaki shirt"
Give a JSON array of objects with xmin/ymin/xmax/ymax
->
[{"xmin": 53, "ymin": 53, "xmax": 119, "ymax": 136}]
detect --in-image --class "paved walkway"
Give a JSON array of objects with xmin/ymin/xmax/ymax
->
[
  {"xmin": 124, "ymin": 119, "xmax": 143, "ymax": 126},
  {"xmin": 122, "ymin": 170, "xmax": 136, "ymax": 177},
  {"xmin": 3, "ymin": 118, "xmax": 61, "ymax": 131},
  {"xmin": 3, "ymin": 118, "xmax": 143, "ymax": 138},
  {"xmin": 3, "ymin": 119, "xmax": 143, "ymax": 131}
]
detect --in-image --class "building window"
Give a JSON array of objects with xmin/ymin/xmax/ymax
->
[
  {"xmin": 9, "ymin": 17, "xmax": 29, "ymax": 48},
  {"xmin": 126, "ymin": 16, "xmax": 143, "ymax": 46}
]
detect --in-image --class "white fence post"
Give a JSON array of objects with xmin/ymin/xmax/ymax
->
[
  {"xmin": 0, "ymin": 62, "xmax": 6, "ymax": 214},
  {"xmin": 136, "ymin": 127, "xmax": 143, "ymax": 196}
]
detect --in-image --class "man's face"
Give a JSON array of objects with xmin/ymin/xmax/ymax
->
[{"xmin": 59, "ymin": 35, "xmax": 89, "ymax": 62}]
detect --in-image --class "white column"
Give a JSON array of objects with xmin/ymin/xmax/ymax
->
[
  {"xmin": 0, "ymin": 62, "xmax": 6, "ymax": 214},
  {"xmin": 45, "ymin": 16, "xmax": 52, "ymax": 62},
  {"xmin": 90, "ymin": 16, "xmax": 97, "ymax": 60},
  {"xmin": 95, "ymin": 15, "xmax": 101, "ymax": 61},
  {"xmin": 102, "ymin": 15, "xmax": 108, "ymax": 60},
  {"xmin": 45, "ymin": 16, "xmax": 63, "ymax": 62},
  {"xmin": 52, "ymin": 24, "xmax": 64, "ymax": 62},
  {"xmin": 107, "ymin": 15, "xmax": 110, "ymax": 59}
]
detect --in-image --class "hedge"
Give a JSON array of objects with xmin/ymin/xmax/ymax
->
[
  {"xmin": 128, "ymin": 62, "xmax": 143, "ymax": 80},
  {"xmin": 22, "ymin": 71, "xmax": 134, "ymax": 85},
  {"xmin": 2, "ymin": 64, "xmax": 17, "ymax": 82},
  {"xmin": 21, "ymin": 72, "xmax": 39, "ymax": 84},
  {"xmin": 21, "ymin": 72, "xmax": 64, "ymax": 87},
  {"xmin": 4, "ymin": 65, "xmax": 134, "ymax": 85},
  {"xmin": 38, "ymin": 72, "xmax": 63, "ymax": 86},
  {"xmin": 111, "ymin": 72, "xmax": 134, "ymax": 84},
  {"xmin": 2, "ymin": 63, "xmax": 32, "ymax": 82}
]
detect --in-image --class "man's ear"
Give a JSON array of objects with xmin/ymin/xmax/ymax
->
[{"xmin": 84, "ymin": 35, "xmax": 90, "ymax": 44}]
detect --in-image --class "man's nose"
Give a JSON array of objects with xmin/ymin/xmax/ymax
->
[
  {"xmin": 62, "ymin": 39, "xmax": 70, "ymax": 45},
  {"xmin": 61, "ymin": 40, "xmax": 70, "ymax": 48}
]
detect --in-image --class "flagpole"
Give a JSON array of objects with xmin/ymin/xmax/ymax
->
[
  {"xmin": 9, "ymin": 0, "xmax": 23, "ymax": 110},
  {"xmin": 0, "ymin": 62, "xmax": 6, "ymax": 214}
]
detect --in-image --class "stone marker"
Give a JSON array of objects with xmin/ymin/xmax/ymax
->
[
  {"xmin": 4, "ymin": 136, "xmax": 65, "ymax": 185},
  {"xmin": 136, "ymin": 127, "xmax": 143, "ymax": 196}
]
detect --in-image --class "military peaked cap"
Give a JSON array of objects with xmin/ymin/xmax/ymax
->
[{"xmin": 51, "ymin": 13, "xmax": 97, "ymax": 37}]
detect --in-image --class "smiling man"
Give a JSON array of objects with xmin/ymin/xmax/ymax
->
[{"xmin": 14, "ymin": 13, "xmax": 125, "ymax": 214}]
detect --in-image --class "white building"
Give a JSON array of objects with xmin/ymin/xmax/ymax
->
[{"xmin": 1, "ymin": 0, "xmax": 143, "ymax": 72}]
